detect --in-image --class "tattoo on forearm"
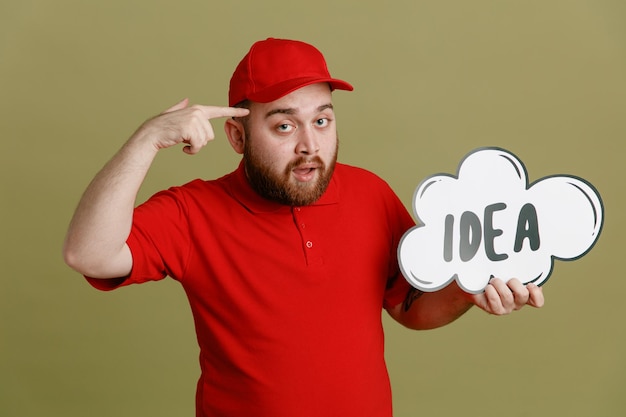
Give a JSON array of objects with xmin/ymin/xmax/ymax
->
[{"xmin": 403, "ymin": 288, "xmax": 425, "ymax": 312}]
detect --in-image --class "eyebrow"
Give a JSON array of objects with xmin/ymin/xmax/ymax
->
[{"xmin": 264, "ymin": 103, "xmax": 334, "ymax": 119}]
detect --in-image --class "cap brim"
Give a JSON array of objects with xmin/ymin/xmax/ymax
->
[{"xmin": 246, "ymin": 77, "xmax": 354, "ymax": 104}]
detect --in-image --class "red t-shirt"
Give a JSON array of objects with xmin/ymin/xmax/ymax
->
[{"xmin": 87, "ymin": 162, "xmax": 415, "ymax": 417}]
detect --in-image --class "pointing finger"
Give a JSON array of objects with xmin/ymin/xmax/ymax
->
[{"xmin": 194, "ymin": 105, "xmax": 250, "ymax": 120}]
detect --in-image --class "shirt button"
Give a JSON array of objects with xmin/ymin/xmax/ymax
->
[
  {"xmin": 306, "ymin": 241, "xmax": 313, "ymax": 249},
  {"xmin": 300, "ymin": 223, "xmax": 306, "ymax": 229}
]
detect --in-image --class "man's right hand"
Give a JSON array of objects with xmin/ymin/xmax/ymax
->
[{"xmin": 134, "ymin": 98, "xmax": 250, "ymax": 155}]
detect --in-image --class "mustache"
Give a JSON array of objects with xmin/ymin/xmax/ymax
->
[{"xmin": 286, "ymin": 156, "xmax": 325, "ymax": 172}]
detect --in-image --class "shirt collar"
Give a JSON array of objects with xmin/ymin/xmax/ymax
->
[{"xmin": 227, "ymin": 160, "xmax": 339, "ymax": 214}]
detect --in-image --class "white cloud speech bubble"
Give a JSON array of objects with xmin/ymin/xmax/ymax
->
[{"xmin": 398, "ymin": 148, "xmax": 604, "ymax": 294}]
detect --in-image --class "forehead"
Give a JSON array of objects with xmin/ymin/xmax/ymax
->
[{"xmin": 250, "ymin": 83, "xmax": 333, "ymax": 117}]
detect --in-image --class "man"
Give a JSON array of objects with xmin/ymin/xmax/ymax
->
[{"xmin": 63, "ymin": 38, "xmax": 543, "ymax": 417}]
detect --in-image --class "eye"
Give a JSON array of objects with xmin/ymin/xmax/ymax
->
[
  {"xmin": 277, "ymin": 123, "xmax": 295, "ymax": 133},
  {"xmin": 315, "ymin": 118, "xmax": 330, "ymax": 127}
]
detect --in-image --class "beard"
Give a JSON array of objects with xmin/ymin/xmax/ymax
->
[{"xmin": 243, "ymin": 137, "xmax": 338, "ymax": 207}]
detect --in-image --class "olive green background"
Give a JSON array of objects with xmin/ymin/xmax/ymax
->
[{"xmin": 1, "ymin": 1, "xmax": 624, "ymax": 416}]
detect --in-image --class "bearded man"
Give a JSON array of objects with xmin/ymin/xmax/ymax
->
[{"xmin": 63, "ymin": 38, "xmax": 543, "ymax": 417}]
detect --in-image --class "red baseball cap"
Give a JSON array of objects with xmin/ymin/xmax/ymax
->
[{"xmin": 228, "ymin": 38, "xmax": 354, "ymax": 106}]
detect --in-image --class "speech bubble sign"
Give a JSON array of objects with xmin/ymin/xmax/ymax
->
[{"xmin": 398, "ymin": 147, "xmax": 604, "ymax": 294}]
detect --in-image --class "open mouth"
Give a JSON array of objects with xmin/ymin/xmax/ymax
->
[{"xmin": 292, "ymin": 165, "xmax": 318, "ymax": 182}]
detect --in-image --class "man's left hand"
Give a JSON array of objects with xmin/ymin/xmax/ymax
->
[{"xmin": 470, "ymin": 278, "xmax": 544, "ymax": 315}]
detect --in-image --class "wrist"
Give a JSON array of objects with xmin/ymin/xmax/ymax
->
[{"xmin": 127, "ymin": 125, "xmax": 161, "ymax": 156}]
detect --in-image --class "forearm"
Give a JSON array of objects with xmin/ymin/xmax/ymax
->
[
  {"xmin": 63, "ymin": 132, "xmax": 158, "ymax": 278},
  {"xmin": 388, "ymin": 282, "xmax": 474, "ymax": 330},
  {"xmin": 63, "ymin": 100, "xmax": 250, "ymax": 278},
  {"xmin": 387, "ymin": 278, "xmax": 545, "ymax": 329}
]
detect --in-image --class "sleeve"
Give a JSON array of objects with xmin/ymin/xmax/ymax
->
[
  {"xmin": 84, "ymin": 186, "xmax": 192, "ymax": 291},
  {"xmin": 382, "ymin": 184, "xmax": 416, "ymax": 310}
]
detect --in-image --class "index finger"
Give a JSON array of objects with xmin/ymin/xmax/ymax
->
[
  {"xmin": 527, "ymin": 283, "xmax": 545, "ymax": 308},
  {"xmin": 194, "ymin": 105, "xmax": 250, "ymax": 120}
]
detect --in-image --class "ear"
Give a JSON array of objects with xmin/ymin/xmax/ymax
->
[{"xmin": 224, "ymin": 118, "xmax": 246, "ymax": 154}]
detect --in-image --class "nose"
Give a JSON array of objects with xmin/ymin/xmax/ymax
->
[{"xmin": 295, "ymin": 127, "xmax": 319, "ymax": 155}]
